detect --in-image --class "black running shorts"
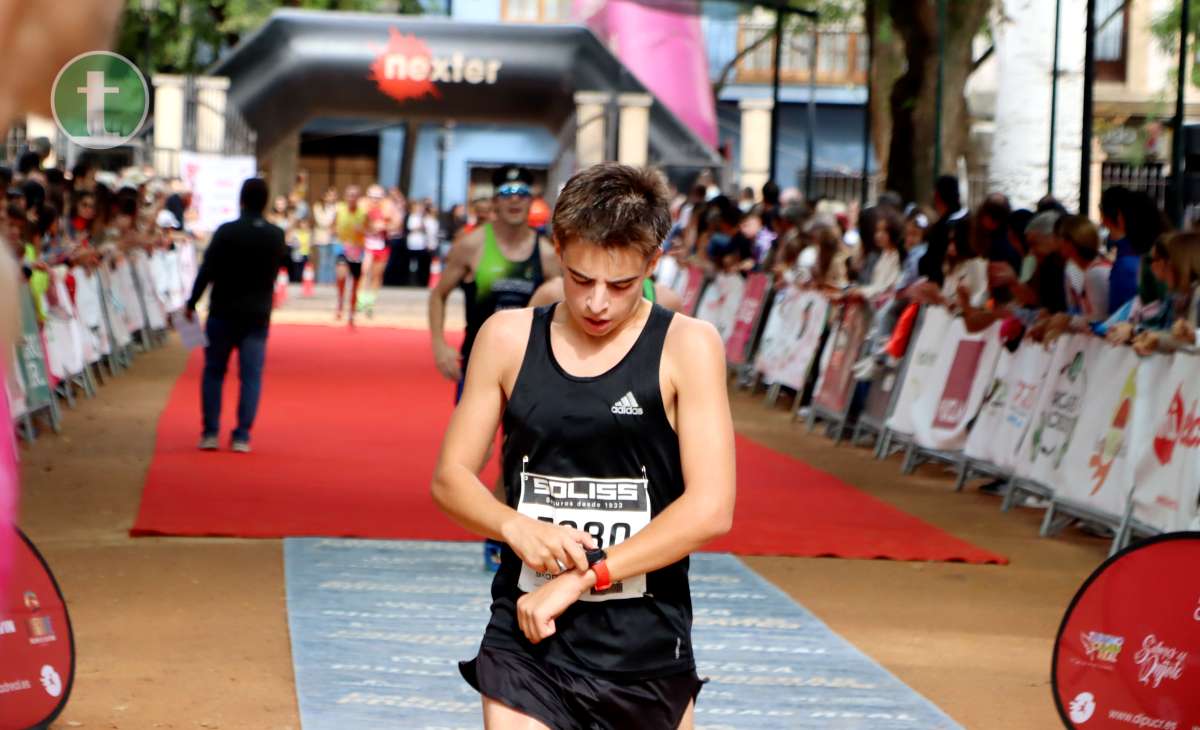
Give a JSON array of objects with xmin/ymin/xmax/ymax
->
[
  {"xmin": 336, "ymin": 254, "xmax": 362, "ymax": 279},
  {"xmin": 460, "ymin": 646, "xmax": 703, "ymax": 730}
]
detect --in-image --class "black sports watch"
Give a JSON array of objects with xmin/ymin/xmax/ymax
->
[{"xmin": 585, "ymin": 548, "xmax": 607, "ymax": 566}]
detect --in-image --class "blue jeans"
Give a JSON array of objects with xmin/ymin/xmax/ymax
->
[{"xmin": 202, "ymin": 316, "xmax": 269, "ymax": 442}]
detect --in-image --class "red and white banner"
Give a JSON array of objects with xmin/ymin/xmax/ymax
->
[
  {"xmin": 725, "ymin": 273, "xmax": 770, "ymax": 365},
  {"xmin": 754, "ymin": 289, "xmax": 829, "ymax": 391},
  {"xmin": 679, "ymin": 265, "xmax": 707, "ymax": 316},
  {"xmin": 1129, "ymin": 353, "xmax": 1200, "ymax": 533},
  {"xmin": 885, "ymin": 306, "xmax": 954, "ymax": 437},
  {"xmin": 910, "ymin": 318, "xmax": 1002, "ymax": 452},
  {"xmin": 811, "ymin": 301, "xmax": 871, "ymax": 417},
  {"xmin": 1051, "ymin": 341, "xmax": 1141, "ymax": 519},
  {"xmin": 695, "ymin": 272, "xmax": 745, "ymax": 342},
  {"xmin": 1053, "ymin": 533, "xmax": 1200, "ymax": 729},
  {"xmin": 0, "ymin": 528, "xmax": 74, "ymax": 730}
]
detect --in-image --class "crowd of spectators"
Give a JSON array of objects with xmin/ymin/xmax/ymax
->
[
  {"xmin": 659, "ymin": 171, "xmax": 1200, "ymax": 374},
  {"xmin": 1, "ymin": 146, "xmax": 196, "ymax": 324}
]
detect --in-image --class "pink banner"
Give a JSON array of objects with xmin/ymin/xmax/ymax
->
[
  {"xmin": 574, "ymin": 0, "xmax": 718, "ymax": 148},
  {"xmin": 725, "ymin": 273, "xmax": 770, "ymax": 365}
]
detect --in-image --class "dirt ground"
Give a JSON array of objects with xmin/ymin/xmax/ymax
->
[{"xmin": 15, "ymin": 286, "xmax": 1103, "ymax": 729}]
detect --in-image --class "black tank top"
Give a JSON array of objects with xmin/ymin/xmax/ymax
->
[
  {"xmin": 480, "ymin": 303, "xmax": 694, "ymax": 679},
  {"xmin": 459, "ymin": 224, "xmax": 544, "ymax": 363}
]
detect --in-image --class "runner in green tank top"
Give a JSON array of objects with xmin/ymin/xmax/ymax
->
[{"xmin": 428, "ymin": 165, "xmax": 560, "ymax": 570}]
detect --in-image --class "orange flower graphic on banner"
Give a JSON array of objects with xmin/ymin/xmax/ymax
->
[{"xmin": 1088, "ymin": 367, "xmax": 1136, "ymax": 495}]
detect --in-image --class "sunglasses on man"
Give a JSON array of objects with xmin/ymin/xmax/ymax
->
[{"xmin": 496, "ymin": 183, "xmax": 531, "ymax": 199}]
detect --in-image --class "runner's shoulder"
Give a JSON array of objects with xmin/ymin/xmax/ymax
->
[
  {"xmin": 473, "ymin": 307, "xmax": 535, "ymax": 361},
  {"xmin": 663, "ymin": 313, "xmax": 723, "ymax": 374}
]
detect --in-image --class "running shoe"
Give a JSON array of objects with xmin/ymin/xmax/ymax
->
[
  {"xmin": 231, "ymin": 440, "xmax": 252, "ymax": 454},
  {"xmin": 198, "ymin": 435, "xmax": 219, "ymax": 451}
]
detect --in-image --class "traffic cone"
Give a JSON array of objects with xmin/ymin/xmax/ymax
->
[
  {"xmin": 273, "ymin": 267, "xmax": 289, "ymax": 308},
  {"xmin": 302, "ymin": 261, "xmax": 316, "ymax": 297}
]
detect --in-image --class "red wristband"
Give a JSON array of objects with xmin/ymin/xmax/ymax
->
[{"xmin": 590, "ymin": 560, "xmax": 612, "ymax": 592}]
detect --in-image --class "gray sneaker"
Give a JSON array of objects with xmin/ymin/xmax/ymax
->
[
  {"xmin": 231, "ymin": 440, "xmax": 252, "ymax": 454},
  {"xmin": 198, "ymin": 435, "xmax": 219, "ymax": 451}
]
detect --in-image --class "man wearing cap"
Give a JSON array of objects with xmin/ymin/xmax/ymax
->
[{"xmin": 428, "ymin": 165, "xmax": 559, "ymax": 568}]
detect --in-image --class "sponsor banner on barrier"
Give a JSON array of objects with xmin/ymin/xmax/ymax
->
[
  {"xmin": 179, "ymin": 152, "xmax": 257, "ymax": 236},
  {"xmin": 0, "ymin": 528, "xmax": 74, "ymax": 729},
  {"xmin": 1054, "ymin": 534, "xmax": 1200, "ymax": 730},
  {"xmin": 964, "ymin": 348, "xmax": 1014, "ymax": 463},
  {"xmin": 754, "ymin": 289, "xmax": 829, "ymax": 391},
  {"xmin": 811, "ymin": 301, "xmax": 871, "ymax": 417},
  {"xmin": 986, "ymin": 341, "xmax": 1053, "ymax": 471},
  {"xmin": 680, "ymin": 265, "xmax": 706, "ymax": 316},
  {"xmin": 1019, "ymin": 335, "xmax": 1092, "ymax": 488},
  {"xmin": 885, "ymin": 306, "xmax": 954, "ymax": 437},
  {"xmin": 97, "ymin": 266, "xmax": 133, "ymax": 350},
  {"xmin": 15, "ymin": 285, "xmax": 52, "ymax": 413},
  {"xmin": 114, "ymin": 260, "xmax": 146, "ymax": 334},
  {"xmin": 1053, "ymin": 342, "xmax": 1140, "ymax": 520},
  {"xmin": 910, "ymin": 318, "xmax": 1002, "ymax": 452},
  {"xmin": 725, "ymin": 273, "xmax": 770, "ymax": 365},
  {"xmin": 1129, "ymin": 353, "xmax": 1200, "ymax": 533},
  {"xmin": 695, "ymin": 273, "xmax": 746, "ymax": 343},
  {"xmin": 656, "ymin": 254, "xmax": 682, "ymax": 294}
]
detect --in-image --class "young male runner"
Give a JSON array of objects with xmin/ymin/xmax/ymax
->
[
  {"xmin": 432, "ymin": 163, "xmax": 736, "ymax": 729},
  {"xmin": 334, "ymin": 185, "xmax": 367, "ymax": 326}
]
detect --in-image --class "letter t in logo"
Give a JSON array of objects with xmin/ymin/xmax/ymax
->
[{"xmin": 78, "ymin": 70, "xmax": 119, "ymax": 136}]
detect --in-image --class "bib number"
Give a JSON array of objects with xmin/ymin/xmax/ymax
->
[{"xmin": 516, "ymin": 467, "xmax": 651, "ymax": 602}]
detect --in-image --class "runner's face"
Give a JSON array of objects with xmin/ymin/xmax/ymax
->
[
  {"xmin": 558, "ymin": 240, "xmax": 657, "ymax": 337},
  {"xmin": 495, "ymin": 192, "xmax": 532, "ymax": 227}
]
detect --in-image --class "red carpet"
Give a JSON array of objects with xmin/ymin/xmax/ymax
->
[{"xmin": 132, "ymin": 325, "xmax": 1006, "ymax": 564}]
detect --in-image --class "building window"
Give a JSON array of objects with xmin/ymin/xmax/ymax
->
[
  {"xmin": 502, "ymin": 0, "xmax": 571, "ymax": 23},
  {"xmin": 735, "ymin": 15, "xmax": 866, "ymax": 86},
  {"xmin": 1094, "ymin": 0, "xmax": 1128, "ymax": 82}
]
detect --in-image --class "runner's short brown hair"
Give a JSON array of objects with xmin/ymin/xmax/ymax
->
[{"xmin": 551, "ymin": 162, "xmax": 670, "ymax": 258}]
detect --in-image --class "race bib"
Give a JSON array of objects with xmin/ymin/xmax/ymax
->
[{"xmin": 516, "ymin": 461, "xmax": 652, "ymax": 602}]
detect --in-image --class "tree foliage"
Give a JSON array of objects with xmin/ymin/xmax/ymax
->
[
  {"xmin": 116, "ymin": 0, "xmax": 427, "ymax": 77},
  {"xmin": 1151, "ymin": 0, "xmax": 1199, "ymax": 84}
]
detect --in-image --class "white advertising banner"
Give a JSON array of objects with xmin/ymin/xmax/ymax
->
[
  {"xmin": 754, "ymin": 289, "xmax": 830, "ymax": 391},
  {"xmin": 179, "ymin": 152, "xmax": 257, "ymax": 236},
  {"xmin": 910, "ymin": 318, "xmax": 1003, "ymax": 452},
  {"xmin": 964, "ymin": 348, "xmax": 1015, "ymax": 463},
  {"xmin": 885, "ymin": 306, "xmax": 955, "ymax": 437},
  {"xmin": 132, "ymin": 250, "xmax": 168, "ymax": 330},
  {"xmin": 1053, "ymin": 343, "xmax": 1140, "ymax": 519},
  {"xmin": 694, "ymin": 273, "xmax": 746, "ymax": 342},
  {"xmin": 985, "ymin": 341, "xmax": 1053, "ymax": 471},
  {"xmin": 1129, "ymin": 352, "xmax": 1200, "ymax": 532},
  {"xmin": 1017, "ymin": 335, "xmax": 1092, "ymax": 488}
]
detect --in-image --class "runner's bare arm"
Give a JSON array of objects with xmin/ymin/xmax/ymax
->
[
  {"xmin": 431, "ymin": 310, "xmax": 596, "ymax": 571},
  {"xmin": 428, "ymin": 230, "xmax": 478, "ymax": 380}
]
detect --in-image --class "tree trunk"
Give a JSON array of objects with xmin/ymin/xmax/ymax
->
[
  {"xmin": 886, "ymin": 0, "xmax": 992, "ymax": 206},
  {"xmin": 867, "ymin": 6, "xmax": 907, "ymax": 183}
]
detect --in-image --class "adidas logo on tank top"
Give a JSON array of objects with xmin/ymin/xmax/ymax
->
[{"xmin": 611, "ymin": 392, "xmax": 643, "ymax": 416}]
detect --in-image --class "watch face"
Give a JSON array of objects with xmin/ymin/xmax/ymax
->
[{"xmin": 585, "ymin": 549, "xmax": 606, "ymax": 566}]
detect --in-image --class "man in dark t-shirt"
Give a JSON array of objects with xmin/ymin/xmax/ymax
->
[{"xmin": 186, "ymin": 178, "xmax": 289, "ymax": 453}]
